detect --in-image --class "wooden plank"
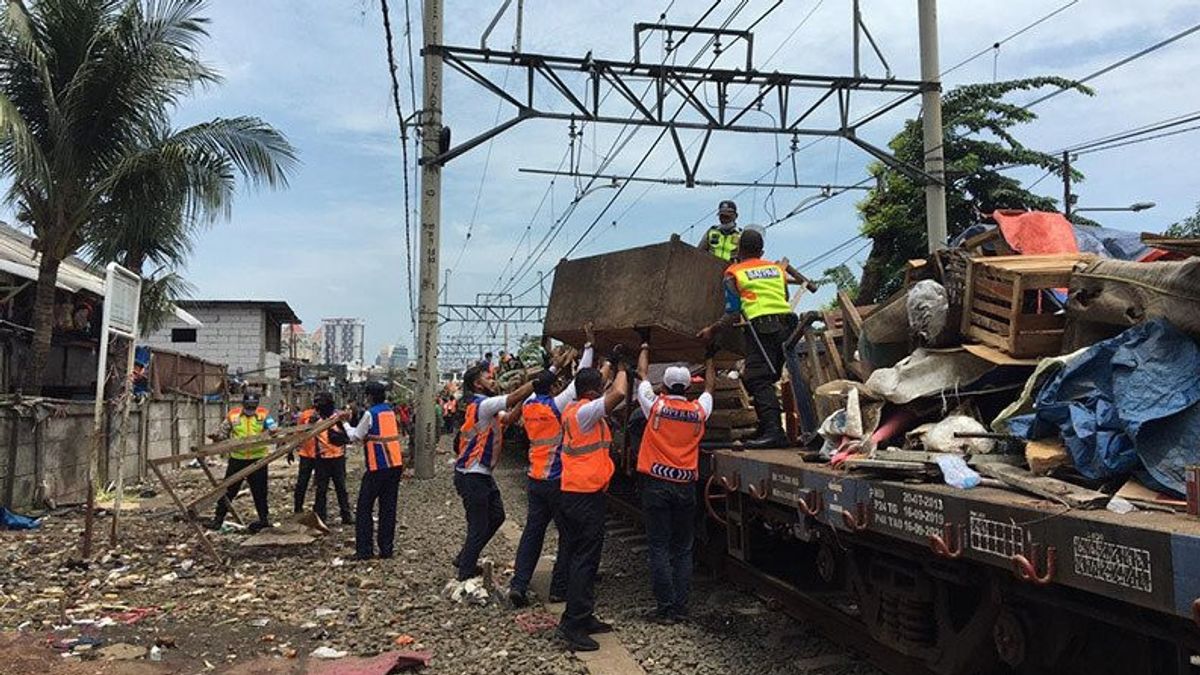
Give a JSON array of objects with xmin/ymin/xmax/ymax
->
[
  {"xmin": 969, "ymin": 311, "xmax": 1012, "ymax": 336},
  {"xmin": 962, "ymin": 343, "xmax": 1039, "ymax": 366},
  {"xmin": 1015, "ymin": 313, "xmax": 1065, "ymax": 332},
  {"xmin": 185, "ymin": 418, "xmax": 339, "ymax": 512},
  {"xmin": 822, "ymin": 330, "xmax": 846, "ymax": 381},
  {"xmin": 150, "ymin": 461, "xmax": 223, "ymax": 566},
  {"xmin": 838, "ymin": 290, "xmax": 864, "ymax": 333},
  {"xmin": 197, "ymin": 460, "xmax": 244, "ymax": 526},
  {"xmin": 972, "ymin": 297, "xmax": 1014, "ymax": 321},
  {"xmin": 803, "ymin": 331, "xmax": 830, "ymax": 385},
  {"xmin": 976, "ymin": 463, "xmax": 1108, "ymax": 509},
  {"xmin": 972, "ymin": 278, "xmax": 1016, "ymax": 304},
  {"xmin": 149, "ymin": 424, "xmax": 314, "ymax": 466},
  {"xmin": 707, "ymin": 408, "xmax": 760, "ymax": 430},
  {"xmin": 967, "ymin": 327, "xmax": 1008, "ymax": 350}
]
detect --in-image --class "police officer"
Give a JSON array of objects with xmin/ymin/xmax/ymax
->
[
  {"xmin": 342, "ymin": 381, "xmax": 404, "ymax": 559},
  {"xmin": 556, "ymin": 360, "xmax": 629, "ymax": 652},
  {"xmin": 508, "ymin": 333, "xmax": 596, "ymax": 608},
  {"xmin": 209, "ymin": 390, "xmax": 277, "ymax": 532},
  {"xmin": 698, "ymin": 228, "xmax": 797, "ymax": 448},
  {"xmin": 293, "ymin": 392, "xmax": 353, "ymax": 525},
  {"xmin": 698, "ymin": 199, "xmax": 742, "ymax": 262},
  {"xmin": 635, "ymin": 345, "xmax": 714, "ymax": 624}
]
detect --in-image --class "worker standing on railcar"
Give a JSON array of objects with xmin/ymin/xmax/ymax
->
[
  {"xmin": 635, "ymin": 343, "xmax": 715, "ymax": 624},
  {"xmin": 556, "ymin": 357, "xmax": 629, "ymax": 652},
  {"xmin": 698, "ymin": 228, "xmax": 797, "ymax": 449},
  {"xmin": 698, "ymin": 199, "xmax": 743, "ymax": 262}
]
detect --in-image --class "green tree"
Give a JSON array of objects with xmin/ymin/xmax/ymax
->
[
  {"xmin": 0, "ymin": 0, "xmax": 296, "ymax": 393},
  {"xmin": 856, "ymin": 77, "xmax": 1091, "ymax": 302},
  {"xmin": 817, "ymin": 263, "xmax": 860, "ymax": 312},
  {"xmin": 1166, "ymin": 202, "xmax": 1200, "ymax": 237}
]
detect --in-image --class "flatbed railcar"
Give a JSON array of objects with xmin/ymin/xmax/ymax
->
[{"xmin": 603, "ymin": 443, "xmax": 1200, "ymax": 675}]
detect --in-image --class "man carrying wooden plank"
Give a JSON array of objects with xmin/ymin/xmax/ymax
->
[
  {"xmin": 292, "ymin": 392, "xmax": 353, "ymax": 526},
  {"xmin": 208, "ymin": 390, "xmax": 278, "ymax": 533},
  {"xmin": 698, "ymin": 228, "xmax": 798, "ymax": 449}
]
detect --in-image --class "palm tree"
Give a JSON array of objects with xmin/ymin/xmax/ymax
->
[
  {"xmin": 85, "ymin": 118, "xmax": 295, "ymax": 333},
  {"xmin": 0, "ymin": 0, "xmax": 296, "ymax": 394}
]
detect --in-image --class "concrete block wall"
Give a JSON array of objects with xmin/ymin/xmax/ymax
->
[
  {"xmin": 0, "ymin": 397, "xmax": 227, "ymax": 510},
  {"xmin": 142, "ymin": 306, "xmax": 267, "ymax": 375}
]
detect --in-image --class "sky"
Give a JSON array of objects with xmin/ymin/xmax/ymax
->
[{"xmin": 159, "ymin": 0, "xmax": 1200, "ymax": 360}]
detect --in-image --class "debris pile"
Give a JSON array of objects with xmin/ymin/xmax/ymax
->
[{"xmin": 792, "ymin": 212, "xmax": 1200, "ymax": 511}]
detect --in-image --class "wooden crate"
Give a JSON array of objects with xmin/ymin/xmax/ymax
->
[{"xmin": 961, "ymin": 254, "xmax": 1088, "ymax": 358}]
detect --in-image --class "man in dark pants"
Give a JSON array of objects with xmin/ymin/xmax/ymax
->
[
  {"xmin": 453, "ymin": 366, "xmax": 535, "ymax": 580},
  {"xmin": 635, "ymin": 344, "xmax": 715, "ymax": 623},
  {"xmin": 293, "ymin": 392, "xmax": 353, "ymax": 524},
  {"xmin": 342, "ymin": 382, "xmax": 404, "ymax": 559},
  {"xmin": 209, "ymin": 390, "xmax": 277, "ymax": 532},
  {"xmin": 699, "ymin": 228, "xmax": 797, "ymax": 448},
  {"xmin": 509, "ymin": 337, "xmax": 595, "ymax": 607},
  {"xmin": 556, "ymin": 362, "xmax": 628, "ymax": 652}
]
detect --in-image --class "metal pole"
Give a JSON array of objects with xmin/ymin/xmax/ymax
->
[
  {"xmin": 1062, "ymin": 150, "xmax": 1073, "ymax": 219},
  {"xmin": 917, "ymin": 0, "xmax": 948, "ymax": 252},
  {"xmin": 414, "ymin": 0, "xmax": 443, "ymax": 480},
  {"xmin": 852, "ymin": 0, "xmax": 861, "ymax": 79}
]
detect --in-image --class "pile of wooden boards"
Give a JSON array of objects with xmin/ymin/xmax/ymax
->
[{"xmin": 699, "ymin": 376, "xmax": 758, "ymax": 443}]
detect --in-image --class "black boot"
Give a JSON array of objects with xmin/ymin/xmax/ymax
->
[{"xmin": 743, "ymin": 416, "xmax": 789, "ymax": 449}]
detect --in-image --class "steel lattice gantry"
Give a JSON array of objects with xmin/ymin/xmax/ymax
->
[
  {"xmin": 436, "ymin": 303, "xmax": 547, "ymax": 338},
  {"xmin": 424, "ymin": 44, "xmax": 937, "ymax": 185}
]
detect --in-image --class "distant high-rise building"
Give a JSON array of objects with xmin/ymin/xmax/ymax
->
[
  {"xmin": 388, "ymin": 345, "xmax": 410, "ymax": 370},
  {"xmin": 322, "ymin": 318, "xmax": 365, "ymax": 366}
]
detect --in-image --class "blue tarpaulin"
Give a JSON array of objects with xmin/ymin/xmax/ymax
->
[
  {"xmin": 0, "ymin": 507, "xmax": 40, "ymax": 530},
  {"xmin": 1007, "ymin": 318, "xmax": 1200, "ymax": 495}
]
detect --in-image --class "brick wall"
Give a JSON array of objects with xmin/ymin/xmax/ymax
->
[
  {"xmin": 142, "ymin": 306, "xmax": 269, "ymax": 376},
  {"xmin": 0, "ymin": 396, "xmax": 229, "ymax": 510}
]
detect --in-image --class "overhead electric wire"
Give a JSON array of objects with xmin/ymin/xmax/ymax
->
[
  {"xmin": 500, "ymin": 1, "xmax": 750, "ymax": 296},
  {"xmin": 380, "ymin": 0, "xmax": 416, "ymax": 330},
  {"xmin": 1074, "ymin": 122, "xmax": 1200, "ymax": 156},
  {"xmin": 490, "ymin": 0, "xmax": 693, "ymax": 296},
  {"xmin": 1023, "ymin": 22, "xmax": 1200, "ymax": 110}
]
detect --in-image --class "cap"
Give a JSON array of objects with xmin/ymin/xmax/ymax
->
[
  {"xmin": 718, "ymin": 200, "xmax": 737, "ymax": 214},
  {"xmin": 663, "ymin": 365, "xmax": 691, "ymax": 391},
  {"xmin": 365, "ymin": 381, "xmax": 387, "ymax": 397},
  {"xmin": 242, "ymin": 390, "xmax": 261, "ymax": 405}
]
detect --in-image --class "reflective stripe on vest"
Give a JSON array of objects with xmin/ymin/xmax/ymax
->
[
  {"xmin": 726, "ymin": 258, "xmax": 790, "ymax": 320},
  {"xmin": 637, "ymin": 396, "xmax": 704, "ymax": 483},
  {"xmin": 296, "ymin": 409, "xmax": 345, "ymax": 459},
  {"xmin": 365, "ymin": 403, "xmax": 403, "ymax": 471},
  {"xmin": 228, "ymin": 407, "xmax": 269, "ymax": 460},
  {"xmin": 523, "ymin": 395, "xmax": 564, "ymax": 481},
  {"xmin": 560, "ymin": 399, "xmax": 614, "ymax": 493},
  {"xmin": 706, "ymin": 227, "xmax": 740, "ymax": 261},
  {"xmin": 457, "ymin": 395, "xmax": 499, "ymax": 471}
]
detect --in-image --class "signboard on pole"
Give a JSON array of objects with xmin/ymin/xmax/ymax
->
[{"xmin": 82, "ymin": 263, "xmax": 142, "ymax": 557}]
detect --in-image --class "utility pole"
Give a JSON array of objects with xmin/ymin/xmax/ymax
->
[
  {"xmin": 917, "ymin": 0, "xmax": 948, "ymax": 252},
  {"xmin": 1062, "ymin": 150, "xmax": 1073, "ymax": 220},
  {"xmin": 414, "ymin": 0, "xmax": 443, "ymax": 480}
]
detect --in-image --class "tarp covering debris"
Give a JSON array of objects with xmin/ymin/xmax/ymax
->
[{"xmin": 1007, "ymin": 318, "xmax": 1200, "ymax": 494}]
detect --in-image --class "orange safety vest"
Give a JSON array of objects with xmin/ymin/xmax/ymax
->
[
  {"xmin": 296, "ymin": 409, "xmax": 346, "ymax": 459},
  {"xmin": 637, "ymin": 395, "xmax": 706, "ymax": 482},
  {"xmin": 457, "ymin": 394, "xmax": 500, "ymax": 471},
  {"xmin": 523, "ymin": 394, "xmax": 564, "ymax": 481},
  {"xmin": 560, "ymin": 399, "xmax": 614, "ymax": 494},
  {"xmin": 364, "ymin": 403, "xmax": 403, "ymax": 471}
]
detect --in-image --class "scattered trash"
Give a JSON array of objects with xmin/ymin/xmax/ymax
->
[
  {"xmin": 248, "ymin": 617, "xmax": 270, "ymax": 627},
  {"xmin": 514, "ymin": 610, "xmax": 559, "ymax": 634},
  {"xmin": 1108, "ymin": 496, "xmax": 1136, "ymax": 514},
  {"xmin": 935, "ymin": 454, "xmax": 981, "ymax": 489},
  {"xmin": 308, "ymin": 651, "xmax": 432, "ymax": 674},
  {"xmin": 149, "ymin": 644, "xmax": 163, "ymax": 661},
  {"xmin": 0, "ymin": 506, "xmax": 41, "ymax": 530},
  {"xmin": 109, "ymin": 606, "xmax": 157, "ymax": 624},
  {"xmin": 394, "ymin": 634, "xmax": 415, "ymax": 646},
  {"xmin": 443, "ymin": 577, "xmax": 489, "ymax": 605},
  {"xmin": 312, "ymin": 646, "xmax": 349, "ymax": 659}
]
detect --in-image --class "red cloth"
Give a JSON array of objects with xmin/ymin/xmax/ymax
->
[{"xmin": 992, "ymin": 210, "xmax": 1079, "ymax": 255}]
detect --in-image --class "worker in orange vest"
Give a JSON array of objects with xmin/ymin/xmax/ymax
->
[
  {"xmin": 636, "ymin": 344, "xmax": 715, "ymax": 624},
  {"xmin": 555, "ymin": 357, "xmax": 629, "ymax": 652},
  {"xmin": 292, "ymin": 392, "xmax": 353, "ymax": 525},
  {"xmin": 341, "ymin": 381, "xmax": 404, "ymax": 560},
  {"xmin": 508, "ymin": 330, "xmax": 596, "ymax": 608},
  {"xmin": 453, "ymin": 367, "xmax": 535, "ymax": 581}
]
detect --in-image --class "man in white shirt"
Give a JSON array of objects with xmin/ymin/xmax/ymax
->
[{"xmin": 452, "ymin": 366, "xmax": 535, "ymax": 581}]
